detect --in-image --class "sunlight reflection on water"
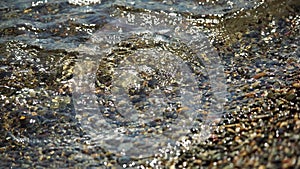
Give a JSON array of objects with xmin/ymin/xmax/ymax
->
[{"xmin": 71, "ymin": 9, "xmax": 229, "ymax": 158}]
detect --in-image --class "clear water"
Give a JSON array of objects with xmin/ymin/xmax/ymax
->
[
  {"xmin": 71, "ymin": 7, "xmax": 229, "ymax": 158},
  {"xmin": 0, "ymin": 0, "xmax": 265, "ymax": 164}
]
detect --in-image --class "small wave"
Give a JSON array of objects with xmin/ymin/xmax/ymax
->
[{"xmin": 72, "ymin": 10, "xmax": 228, "ymax": 158}]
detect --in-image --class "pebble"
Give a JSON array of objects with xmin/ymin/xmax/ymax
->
[{"xmin": 0, "ymin": 0, "xmax": 299, "ymax": 169}]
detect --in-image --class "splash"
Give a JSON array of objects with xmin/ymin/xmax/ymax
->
[{"xmin": 71, "ymin": 10, "xmax": 228, "ymax": 158}]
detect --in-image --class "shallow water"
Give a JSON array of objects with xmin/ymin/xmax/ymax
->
[
  {"xmin": 2, "ymin": 0, "xmax": 297, "ymax": 168},
  {"xmin": 70, "ymin": 7, "xmax": 230, "ymax": 158}
]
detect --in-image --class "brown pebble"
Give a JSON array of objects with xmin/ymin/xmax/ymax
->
[
  {"xmin": 176, "ymin": 106, "xmax": 189, "ymax": 113},
  {"xmin": 244, "ymin": 92, "xmax": 257, "ymax": 98},
  {"xmin": 194, "ymin": 159, "xmax": 202, "ymax": 165},
  {"xmin": 227, "ymin": 128, "xmax": 235, "ymax": 133},
  {"xmin": 31, "ymin": 112, "xmax": 38, "ymax": 116},
  {"xmin": 292, "ymin": 82, "xmax": 300, "ymax": 88},
  {"xmin": 253, "ymin": 72, "xmax": 267, "ymax": 79}
]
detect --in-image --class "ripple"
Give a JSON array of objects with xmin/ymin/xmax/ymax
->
[
  {"xmin": 68, "ymin": 0, "xmax": 264, "ymax": 15},
  {"xmin": 72, "ymin": 10, "xmax": 228, "ymax": 158}
]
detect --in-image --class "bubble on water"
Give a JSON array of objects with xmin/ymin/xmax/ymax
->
[{"xmin": 71, "ymin": 10, "xmax": 228, "ymax": 158}]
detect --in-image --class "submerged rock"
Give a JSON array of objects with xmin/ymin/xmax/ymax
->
[{"xmin": 71, "ymin": 8, "xmax": 228, "ymax": 159}]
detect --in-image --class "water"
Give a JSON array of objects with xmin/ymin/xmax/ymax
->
[
  {"xmin": 71, "ymin": 4, "xmax": 229, "ymax": 158},
  {"xmin": 68, "ymin": 0, "xmax": 264, "ymax": 15},
  {"xmin": 0, "ymin": 0, "xmax": 268, "ymax": 166}
]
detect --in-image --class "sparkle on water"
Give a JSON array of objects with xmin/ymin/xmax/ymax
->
[{"xmin": 72, "ymin": 8, "xmax": 228, "ymax": 159}]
